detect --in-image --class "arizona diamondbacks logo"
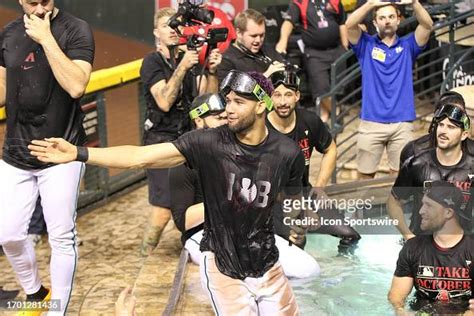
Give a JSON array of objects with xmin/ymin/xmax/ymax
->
[{"xmin": 227, "ymin": 173, "xmax": 271, "ymax": 207}]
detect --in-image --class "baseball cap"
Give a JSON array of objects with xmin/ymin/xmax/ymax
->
[{"xmin": 425, "ymin": 181, "xmax": 469, "ymax": 220}]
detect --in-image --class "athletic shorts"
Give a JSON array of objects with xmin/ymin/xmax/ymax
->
[
  {"xmin": 200, "ymin": 251, "xmax": 299, "ymax": 315},
  {"xmin": 143, "ymin": 132, "xmax": 177, "ymax": 208},
  {"xmin": 357, "ymin": 120, "xmax": 413, "ymax": 174},
  {"xmin": 304, "ymin": 46, "xmax": 344, "ymax": 99}
]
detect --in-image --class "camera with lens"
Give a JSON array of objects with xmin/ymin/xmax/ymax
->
[
  {"xmin": 185, "ymin": 27, "xmax": 228, "ymax": 50},
  {"xmin": 169, "ymin": 0, "xmax": 214, "ymax": 30},
  {"xmin": 168, "ymin": 0, "xmax": 228, "ymax": 53}
]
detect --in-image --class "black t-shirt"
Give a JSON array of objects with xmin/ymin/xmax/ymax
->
[
  {"xmin": 392, "ymin": 149, "xmax": 473, "ymax": 235},
  {"xmin": 173, "ymin": 125, "xmax": 305, "ymax": 279},
  {"xmin": 216, "ymin": 44, "xmax": 285, "ymax": 82},
  {"xmin": 286, "ymin": 0, "xmax": 346, "ymax": 49},
  {"xmin": 394, "ymin": 235, "xmax": 473, "ymax": 311},
  {"xmin": 266, "ymin": 108, "xmax": 332, "ymax": 187},
  {"xmin": 169, "ymin": 163, "xmax": 204, "ymax": 245},
  {"xmin": 140, "ymin": 51, "xmax": 195, "ymax": 137},
  {"xmin": 0, "ymin": 11, "xmax": 94, "ymax": 170}
]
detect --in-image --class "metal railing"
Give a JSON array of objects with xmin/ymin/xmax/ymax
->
[
  {"xmin": 318, "ymin": 3, "xmax": 474, "ymax": 183},
  {"xmin": 76, "ymin": 59, "xmax": 146, "ymax": 209}
]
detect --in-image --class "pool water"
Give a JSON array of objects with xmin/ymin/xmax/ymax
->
[{"xmin": 292, "ymin": 234, "xmax": 404, "ymax": 316}]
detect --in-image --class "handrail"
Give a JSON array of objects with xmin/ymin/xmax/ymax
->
[
  {"xmin": 440, "ymin": 46, "xmax": 474, "ymax": 93},
  {"xmin": 324, "ymin": 3, "xmax": 474, "ymax": 183}
]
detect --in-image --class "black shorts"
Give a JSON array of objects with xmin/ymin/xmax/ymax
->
[
  {"xmin": 303, "ymin": 46, "xmax": 344, "ymax": 100},
  {"xmin": 143, "ymin": 131, "xmax": 178, "ymax": 208}
]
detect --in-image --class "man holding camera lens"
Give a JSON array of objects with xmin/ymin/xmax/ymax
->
[
  {"xmin": 29, "ymin": 71, "xmax": 306, "ymax": 315},
  {"xmin": 388, "ymin": 97, "xmax": 473, "ymax": 240},
  {"xmin": 139, "ymin": 7, "xmax": 222, "ymax": 256},
  {"xmin": 216, "ymin": 9, "xmax": 287, "ymax": 82},
  {"xmin": 346, "ymin": 0, "xmax": 433, "ymax": 180}
]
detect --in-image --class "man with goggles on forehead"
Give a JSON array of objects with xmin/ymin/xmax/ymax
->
[
  {"xmin": 268, "ymin": 70, "xmax": 362, "ymax": 257},
  {"xmin": 172, "ymin": 91, "xmax": 320, "ymax": 279},
  {"xmin": 399, "ymin": 91, "xmax": 474, "ymax": 165},
  {"xmin": 29, "ymin": 70, "xmax": 307, "ymax": 315},
  {"xmin": 388, "ymin": 95, "xmax": 473, "ymax": 240}
]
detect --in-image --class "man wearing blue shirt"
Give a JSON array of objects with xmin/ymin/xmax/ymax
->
[{"xmin": 346, "ymin": 0, "xmax": 433, "ymax": 179}]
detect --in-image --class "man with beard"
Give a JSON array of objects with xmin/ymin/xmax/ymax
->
[
  {"xmin": 275, "ymin": 0, "xmax": 348, "ymax": 122},
  {"xmin": 171, "ymin": 91, "xmax": 320, "ymax": 279},
  {"xmin": 388, "ymin": 181, "xmax": 474, "ymax": 315},
  {"xmin": 139, "ymin": 7, "xmax": 222, "ymax": 256},
  {"xmin": 346, "ymin": 1, "xmax": 433, "ymax": 179},
  {"xmin": 388, "ymin": 98, "xmax": 473, "ymax": 240},
  {"xmin": 267, "ymin": 70, "xmax": 361, "ymax": 256},
  {"xmin": 399, "ymin": 91, "xmax": 474, "ymax": 165},
  {"xmin": 0, "ymin": 0, "xmax": 94, "ymax": 314},
  {"xmin": 29, "ymin": 71, "xmax": 307, "ymax": 315}
]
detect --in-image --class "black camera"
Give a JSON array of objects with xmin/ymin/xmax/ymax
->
[
  {"xmin": 169, "ymin": 0, "xmax": 214, "ymax": 30},
  {"xmin": 186, "ymin": 27, "xmax": 228, "ymax": 50}
]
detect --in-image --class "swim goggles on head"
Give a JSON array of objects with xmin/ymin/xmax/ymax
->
[
  {"xmin": 270, "ymin": 70, "xmax": 300, "ymax": 90},
  {"xmin": 220, "ymin": 70, "xmax": 273, "ymax": 111},
  {"xmin": 189, "ymin": 93, "xmax": 226, "ymax": 120},
  {"xmin": 433, "ymin": 104, "xmax": 470, "ymax": 131}
]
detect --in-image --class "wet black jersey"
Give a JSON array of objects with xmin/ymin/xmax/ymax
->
[
  {"xmin": 399, "ymin": 135, "xmax": 474, "ymax": 168},
  {"xmin": 0, "ymin": 11, "xmax": 94, "ymax": 170},
  {"xmin": 169, "ymin": 164, "xmax": 204, "ymax": 245},
  {"xmin": 392, "ymin": 149, "xmax": 473, "ymax": 235},
  {"xmin": 140, "ymin": 51, "xmax": 196, "ymax": 137},
  {"xmin": 173, "ymin": 125, "xmax": 305, "ymax": 279},
  {"xmin": 266, "ymin": 108, "xmax": 332, "ymax": 187},
  {"xmin": 395, "ymin": 235, "xmax": 473, "ymax": 310}
]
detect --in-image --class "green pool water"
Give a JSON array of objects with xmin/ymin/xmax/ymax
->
[{"xmin": 292, "ymin": 233, "xmax": 403, "ymax": 316}]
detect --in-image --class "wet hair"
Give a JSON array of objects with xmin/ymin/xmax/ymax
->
[
  {"xmin": 436, "ymin": 91, "xmax": 465, "ymax": 111},
  {"xmin": 154, "ymin": 7, "xmax": 176, "ymax": 28},
  {"xmin": 247, "ymin": 71, "xmax": 274, "ymax": 96},
  {"xmin": 234, "ymin": 9, "xmax": 265, "ymax": 33},
  {"xmin": 372, "ymin": 4, "xmax": 401, "ymax": 20}
]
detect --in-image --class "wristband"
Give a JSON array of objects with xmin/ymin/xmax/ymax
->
[{"xmin": 76, "ymin": 146, "xmax": 89, "ymax": 162}]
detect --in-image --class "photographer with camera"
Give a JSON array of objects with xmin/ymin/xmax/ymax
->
[
  {"xmin": 217, "ymin": 9, "xmax": 288, "ymax": 82},
  {"xmin": 139, "ymin": 7, "xmax": 222, "ymax": 256}
]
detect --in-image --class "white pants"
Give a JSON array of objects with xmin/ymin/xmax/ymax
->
[
  {"xmin": 0, "ymin": 160, "xmax": 84, "ymax": 315},
  {"xmin": 186, "ymin": 231, "xmax": 320, "ymax": 279},
  {"xmin": 200, "ymin": 252, "xmax": 299, "ymax": 316}
]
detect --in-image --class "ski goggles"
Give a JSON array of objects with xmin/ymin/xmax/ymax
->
[
  {"xmin": 220, "ymin": 70, "xmax": 273, "ymax": 111},
  {"xmin": 433, "ymin": 104, "xmax": 470, "ymax": 131},
  {"xmin": 189, "ymin": 93, "xmax": 226, "ymax": 120},
  {"xmin": 270, "ymin": 70, "xmax": 300, "ymax": 90}
]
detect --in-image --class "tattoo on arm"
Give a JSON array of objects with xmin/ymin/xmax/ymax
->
[{"xmin": 160, "ymin": 65, "xmax": 187, "ymax": 106}]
